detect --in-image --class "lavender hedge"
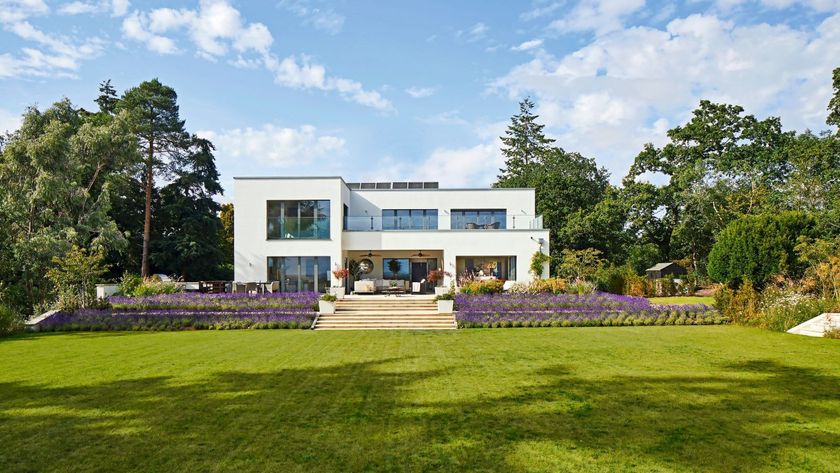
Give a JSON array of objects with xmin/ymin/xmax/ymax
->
[
  {"xmin": 41, "ymin": 292, "xmax": 319, "ymax": 331},
  {"xmin": 455, "ymin": 292, "xmax": 724, "ymax": 328},
  {"xmin": 109, "ymin": 291, "xmax": 319, "ymax": 311}
]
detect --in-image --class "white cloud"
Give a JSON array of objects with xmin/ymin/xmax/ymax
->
[
  {"xmin": 405, "ymin": 86, "xmax": 436, "ymax": 98},
  {"xmin": 457, "ymin": 22, "xmax": 489, "ymax": 42},
  {"xmin": 57, "ymin": 0, "xmax": 130, "ymax": 16},
  {"xmin": 715, "ymin": 0, "xmax": 840, "ymax": 12},
  {"xmin": 549, "ymin": 0, "xmax": 645, "ymax": 35},
  {"xmin": 412, "ymin": 143, "xmax": 503, "ymax": 187},
  {"xmin": 493, "ymin": 12, "xmax": 840, "ymax": 180},
  {"xmin": 198, "ymin": 124, "xmax": 346, "ymax": 168},
  {"xmin": 0, "ymin": 108, "xmax": 22, "ymax": 134},
  {"xmin": 511, "ymin": 39, "xmax": 543, "ymax": 51},
  {"xmin": 121, "ymin": 0, "xmax": 388, "ymax": 111},
  {"xmin": 279, "ymin": 0, "xmax": 345, "ymax": 34},
  {"xmin": 121, "ymin": 0, "xmax": 273, "ymax": 57},
  {"xmin": 420, "ymin": 110, "xmax": 470, "ymax": 126},
  {"xmin": 265, "ymin": 54, "xmax": 393, "ymax": 111},
  {"xmin": 0, "ymin": 0, "xmax": 48, "ymax": 23},
  {"xmin": 0, "ymin": 8, "xmax": 105, "ymax": 79}
]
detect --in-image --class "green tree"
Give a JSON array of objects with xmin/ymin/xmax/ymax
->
[
  {"xmin": 118, "ymin": 79, "xmax": 189, "ymax": 277},
  {"xmin": 219, "ymin": 202, "xmax": 234, "ymax": 270},
  {"xmin": 46, "ymin": 246, "xmax": 109, "ymax": 311},
  {"xmin": 624, "ymin": 100, "xmax": 794, "ymax": 270},
  {"xmin": 557, "ymin": 248, "xmax": 604, "ymax": 281},
  {"xmin": 0, "ymin": 99, "xmax": 134, "ymax": 312},
  {"xmin": 150, "ymin": 137, "xmax": 224, "ymax": 280},
  {"xmin": 707, "ymin": 211, "xmax": 815, "ymax": 287},
  {"xmin": 495, "ymin": 97, "xmax": 554, "ymax": 187},
  {"xmin": 828, "ymin": 67, "xmax": 840, "ymax": 128}
]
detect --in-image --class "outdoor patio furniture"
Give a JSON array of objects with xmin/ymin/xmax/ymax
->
[
  {"xmin": 246, "ymin": 282, "xmax": 258, "ymax": 294},
  {"xmin": 234, "ymin": 283, "xmax": 248, "ymax": 293},
  {"xmin": 354, "ymin": 280, "xmax": 376, "ymax": 294},
  {"xmin": 412, "ymin": 278, "xmax": 426, "ymax": 293}
]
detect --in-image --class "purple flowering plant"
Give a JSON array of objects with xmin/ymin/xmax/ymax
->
[{"xmin": 454, "ymin": 292, "xmax": 724, "ymax": 328}]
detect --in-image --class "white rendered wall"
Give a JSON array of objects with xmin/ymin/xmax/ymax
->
[
  {"xmin": 347, "ymin": 188, "xmax": 538, "ymax": 229},
  {"xmin": 234, "ymin": 177, "xmax": 345, "ymax": 284},
  {"xmin": 343, "ymin": 229, "xmax": 549, "ymax": 284},
  {"xmin": 234, "ymin": 177, "xmax": 550, "ymax": 287}
]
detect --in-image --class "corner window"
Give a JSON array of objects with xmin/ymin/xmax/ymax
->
[{"xmin": 267, "ymin": 200, "xmax": 330, "ymax": 239}]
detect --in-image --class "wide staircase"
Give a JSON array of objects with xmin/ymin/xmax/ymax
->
[{"xmin": 314, "ymin": 295, "xmax": 456, "ymax": 330}]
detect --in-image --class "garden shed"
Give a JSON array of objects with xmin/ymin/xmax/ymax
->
[{"xmin": 646, "ymin": 262, "xmax": 687, "ymax": 280}]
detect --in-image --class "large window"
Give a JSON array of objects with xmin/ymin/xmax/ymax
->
[
  {"xmin": 382, "ymin": 258, "xmax": 410, "ymax": 280},
  {"xmin": 267, "ymin": 256, "xmax": 330, "ymax": 292},
  {"xmin": 267, "ymin": 200, "xmax": 330, "ymax": 239},
  {"xmin": 457, "ymin": 256, "xmax": 517, "ymax": 280},
  {"xmin": 382, "ymin": 209, "xmax": 438, "ymax": 230},
  {"xmin": 451, "ymin": 209, "xmax": 507, "ymax": 230}
]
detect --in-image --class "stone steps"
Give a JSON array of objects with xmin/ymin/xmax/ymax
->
[{"xmin": 315, "ymin": 297, "xmax": 455, "ymax": 330}]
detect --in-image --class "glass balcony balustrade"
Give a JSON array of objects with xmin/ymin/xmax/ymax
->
[
  {"xmin": 343, "ymin": 215, "xmax": 543, "ymax": 231},
  {"xmin": 267, "ymin": 216, "xmax": 331, "ymax": 239}
]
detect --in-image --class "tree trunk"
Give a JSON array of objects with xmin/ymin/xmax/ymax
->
[{"xmin": 140, "ymin": 141, "xmax": 154, "ymax": 278}]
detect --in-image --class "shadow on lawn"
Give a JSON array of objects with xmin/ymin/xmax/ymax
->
[{"xmin": 1, "ymin": 358, "xmax": 838, "ymax": 472}]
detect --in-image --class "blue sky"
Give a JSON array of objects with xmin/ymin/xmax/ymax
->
[{"xmin": 1, "ymin": 0, "xmax": 839, "ymax": 199}]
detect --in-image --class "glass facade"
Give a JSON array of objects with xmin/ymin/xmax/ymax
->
[
  {"xmin": 267, "ymin": 256, "xmax": 330, "ymax": 292},
  {"xmin": 450, "ymin": 209, "xmax": 507, "ymax": 230},
  {"xmin": 382, "ymin": 209, "xmax": 438, "ymax": 230},
  {"xmin": 267, "ymin": 200, "xmax": 330, "ymax": 239}
]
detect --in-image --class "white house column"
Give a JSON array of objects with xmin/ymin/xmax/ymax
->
[{"xmin": 443, "ymin": 249, "xmax": 457, "ymax": 288}]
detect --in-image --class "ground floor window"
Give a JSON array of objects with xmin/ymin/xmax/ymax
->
[
  {"xmin": 267, "ymin": 256, "xmax": 330, "ymax": 292},
  {"xmin": 456, "ymin": 256, "xmax": 516, "ymax": 281}
]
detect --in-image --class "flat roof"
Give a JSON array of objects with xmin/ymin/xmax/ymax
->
[{"xmin": 233, "ymin": 176, "xmax": 534, "ymax": 191}]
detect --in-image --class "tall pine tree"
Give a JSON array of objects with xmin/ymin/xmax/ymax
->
[
  {"xmin": 495, "ymin": 97, "xmax": 554, "ymax": 187},
  {"xmin": 118, "ymin": 79, "xmax": 189, "ymax": 277}
]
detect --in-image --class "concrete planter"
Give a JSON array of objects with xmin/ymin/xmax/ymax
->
[
  {"xmin": 433, "ymin": 286, "xmax": 448, "ymax": 296},
  {"xmin": 329, "ymin": 287, "xmax": 346, "ymax": 299},
  {"xmin": 318, "ymin": 300, "xmax": 336, "ymax": 314},
  {"xmin": 437, "ymin": 300, "xmax": 454, "ymax": 314}
]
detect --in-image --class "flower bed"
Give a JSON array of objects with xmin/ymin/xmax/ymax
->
[
  {"xmin": 455, "ymin": 292, "xmax": 724, "ymax": 328},
  {"xmin": 41, "ymin": 292, "xmax": 319, "ymax": 331}
]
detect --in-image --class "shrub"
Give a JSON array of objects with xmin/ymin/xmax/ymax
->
[
  {"xmin": 460, "ymin": 279, "xmax": 504, "ymax": 294},
  {"xmin": 566, "ymin": 279, "xmax": 596, "ymax": 295},
  {"xmin": 434, "ymin": 292, "xmax": 454, "ymax": 301},
  {"xmin": 320, "ymin": 293, "xmax": 337, "ymax": 302},
  {"xmin": 118, "ymin": 272, "xmax": 143, "ymax": 296},
  {"xmin": 0, "ymin": 304, "xmax": 22, "ymax": 336},
  {"xmin": 132, "ymin": 278, "xmax": 182, "ymax": 297},
  {"xmin": 595, "ymin": 265, "xmax": 627, "ymax": 294},
  {"xmin": 530, "ymin": 251, "xmax": 550, "ymax": 278},
  {"xmin": 46, "ymin": 246, "xmax": 109, "ymax": 311},
  {"xmin": 825, "ymin": 328, "xmax": 840, "ymax": 339},
  {"xmin": 707, "ymin": 211, "xmax": 815, "ymax": 288}
]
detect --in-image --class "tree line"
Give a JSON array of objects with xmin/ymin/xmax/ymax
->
[
  {"xmin": 496, "ymin": 68, "xmax": 840, "ymax": 290},
  {"xmin": 0, "ymin": 79, "xmax": 234, "ymax": 316}
]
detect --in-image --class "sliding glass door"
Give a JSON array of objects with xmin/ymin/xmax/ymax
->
[{"xmin": 267, "ymin": 256, "xmax": 330, "ymax": 292}]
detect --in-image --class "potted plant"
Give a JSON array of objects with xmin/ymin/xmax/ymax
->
[
  {"xmin": 318, "ymin": 293, "xmax": 337, "ymax": 314},
  {"xmin": 434, "ymin": 291, "xmax": 455, "ymax": 314},
  {"xmin": 330, "ymin": 266, "xmax": 349, "ymax": 299},
  {"xmin": 427, "ymin": 268, "xmax": 452, "ymax": 296}
]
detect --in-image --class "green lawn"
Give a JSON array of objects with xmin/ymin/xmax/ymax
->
[
  {"xmin": 1, "ymin": 328, "xmax": 838, "ymax": 472},
  {"xmin": 648, "ymin": 295, "xmax": 716, "ymax": 306}
]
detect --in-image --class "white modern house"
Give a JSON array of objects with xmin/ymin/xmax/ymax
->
[{"xmin": 233, "ymin": 177, "xmax": 549, "ymax": 293}]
